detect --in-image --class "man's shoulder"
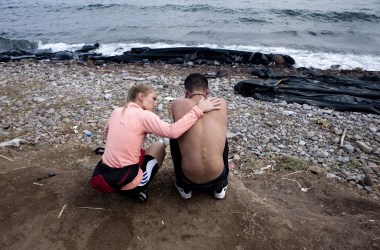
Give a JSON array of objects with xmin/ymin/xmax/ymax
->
[{"xmin": 172, "ymin": 98, "xmax": 196, "ymax": 107}]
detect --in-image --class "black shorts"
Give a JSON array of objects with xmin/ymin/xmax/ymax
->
[
  {"xmin": 170, "ymin": 138, "xmax": 229, "ymax": 192},
  {"xmin": 90, "ymin": 149, "xmax": 158, "ymax": 195}
]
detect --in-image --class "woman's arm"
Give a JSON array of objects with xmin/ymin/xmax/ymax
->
[{"xmin": 142, "ymin": 105, "xmax": 203, "ymax": 138}]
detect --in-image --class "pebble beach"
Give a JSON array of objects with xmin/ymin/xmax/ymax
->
[{"xmin": 1, "ymin": 60, "xmax": 379, "ymax": 195}]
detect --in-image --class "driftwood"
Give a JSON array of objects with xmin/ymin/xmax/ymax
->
[
  {"xmin": 58, "ymin": 204, "xmax": 68, "ymax": 218},
  {"xmin": 340, "ymin": 128, "xmax": 347, "ymax": 147},
  {"xmin": 0, "ymin": 155, "xmax": 14, "ymax": 161}
]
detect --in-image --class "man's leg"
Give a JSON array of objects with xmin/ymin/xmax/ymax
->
[
  {"xmin": 214, "ymin": 138, "xmax": 229, "ymax": 199},
  {"xmin": 170, "ymin": 138, "xmax": 192, "ymax": 199}
]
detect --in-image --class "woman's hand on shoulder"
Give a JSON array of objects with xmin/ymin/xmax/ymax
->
[{"xmin": 197, "ymin": 97, "xmax": 222, "ymax": 113}]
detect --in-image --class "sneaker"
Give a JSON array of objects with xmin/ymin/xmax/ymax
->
[
  {"xmin": 135, "ymin": 192, "xmax": 148, "ymax": 203},
  {"xmin": 214, "ymin": 184, "xmax": 228, "ymax": 199},
  {"xmin": 174, "ymin": 180, "xmax": 192, "ymax": 199}
]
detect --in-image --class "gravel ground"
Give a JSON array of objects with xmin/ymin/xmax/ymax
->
[{"xmin": 1, "ymin": 60, "xmax": 379, "ymax": 195}]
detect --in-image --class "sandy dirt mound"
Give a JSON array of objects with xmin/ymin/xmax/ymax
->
[{"xmin": 1, "ymin": 144, "xmax": 379, "ymax": 250}]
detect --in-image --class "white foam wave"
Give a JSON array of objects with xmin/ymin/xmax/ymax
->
[{"xmin": 37, "ymin": 42, "xmax": 380, "ymax": 71}]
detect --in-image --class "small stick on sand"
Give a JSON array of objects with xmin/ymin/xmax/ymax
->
[
  {"xmin": 33, "ymin": 182, "xmax": 44, "ymax": 186},
  {"xmin": 0, "ymin": 155, "xmax": 14, "ymax": 161},
  {"xmin": 283, "ymin": 170, "xmax": 303, "ymax": 177},
  {"xmin": 137, "ymin": 236, "xmax": 142, "ymax": 242},
  {"xmin": 46, "ymin": 131, "xmax": 54, "ymax": 138},
  {"xmin": 281, "ymin": 178, "xmax": 302, "ymax": 189},
  {"xmin": 77, "ymin": 206, "xmax": 106, "ymax": 210},
  {"xmin": 58, "ymin": 204, "xmax": 67, "ymax": 218},
  {"xmin": 340, "ymin": 128, "xmax": 347, "ymax": 147}
]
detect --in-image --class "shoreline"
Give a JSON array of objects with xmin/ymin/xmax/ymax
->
[{"xmin": 0, "ymin": 60, "xmax": 379, "ymax": 195}]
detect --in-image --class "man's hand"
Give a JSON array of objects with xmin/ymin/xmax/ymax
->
[{"xmin": 197, "ymin": 97, "xmax": 221, "ymax": 113}]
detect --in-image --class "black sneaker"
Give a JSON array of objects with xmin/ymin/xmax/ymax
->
[
  {"xmin": 135, "ymin": 192, "xmax": 148, "ymax": 203},
  {"xmin": 174, "ymin": 180, "xmax": 192, "ymax": 199}
]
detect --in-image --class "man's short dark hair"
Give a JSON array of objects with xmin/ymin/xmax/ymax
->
[{"xmin": 184, "ymin": 73, "xmax": 208, "ymax": 92}]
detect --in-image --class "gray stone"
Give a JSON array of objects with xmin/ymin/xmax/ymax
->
[
  {"xmin": 342, "ymin": 144, "xmax": 355, "ymax": 154},
  {"xmin": 337, "ymin": 156, "xmax": 349, "ymax": 163},
  {"xmin": 356, "ymin": 141, "xmax": 373, "ymax": 154},
  {"xmin": 364, "ymin": 186, "xmax": 373, "ymax": 193},
  {"xmin": 326, "ymin": 173, "xmax": 336, "ymax": 179},
  {"xmin": 361, "ymin": 166, "xmax": 374, "ymax": 175},
  {"xmin": 299, "ymin": 140, "xmax": 306, "ymax": 146}
]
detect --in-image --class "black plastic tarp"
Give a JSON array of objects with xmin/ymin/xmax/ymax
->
[
  {"xmin": 234, "ymin": 75, "xmax": 380, "ymax": 114},
  {"xmin": 0, "ymin": 45, "xmax": 295, "ymax": 66}
]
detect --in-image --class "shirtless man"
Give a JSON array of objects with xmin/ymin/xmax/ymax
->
[{"xmin": 170, "ymin": 73, "xmax": 229, "ymax": 199}]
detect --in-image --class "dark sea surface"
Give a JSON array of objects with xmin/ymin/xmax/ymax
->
[{"xmin": 1, "ymin": 0, "xmax": 379, "ymax": 70}]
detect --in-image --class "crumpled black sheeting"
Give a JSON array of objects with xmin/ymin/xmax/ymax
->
[
  {"xmin": 234, "ymin": 75, "xmax": 380, "ymax": 114},
  {"xmin": 0, "ymin": 46, "xmax": 295, "ymax": 65}
]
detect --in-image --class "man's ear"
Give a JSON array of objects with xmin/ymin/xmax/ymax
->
[
  {"xmin": 185, "ymin": 90, "xmax": 190, "ymax": 98},
  {"xmin": 205, "ymin": 89, "xmax": 209, "ymax": 96}
]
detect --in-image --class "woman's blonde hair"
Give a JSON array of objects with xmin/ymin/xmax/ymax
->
[{"xmin": 127, "ymin": 84, "xmax": 154, "ymax": 102}]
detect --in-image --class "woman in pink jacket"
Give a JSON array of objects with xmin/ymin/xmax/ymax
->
[{"xmin": 91, "ymin": 84, "xmax": 221, "ymax": 202}]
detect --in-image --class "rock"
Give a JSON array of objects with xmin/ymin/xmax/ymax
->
[
  {"xmin": 226, "ymin": 131, "xmax": 237, "ymax": 138},
  {"xmin": 299, "ymin": 140, "xmax": 306, "ymax": 146},
  {"xmin": 337, "ymin": 156, "xmax": 349, "ymax": 163},
  {"xmin": 342, "ymin": 144, "xmax": 355, "ymax": 154},
  {"xmin": 334, "ymin": 128, "xmax": 343, "ymax": 135},
  {"xmin": 233, "ymin": 154, "xmax": 240, "ymax": 161},
  {"xmin": 361, "ymin": 167, "xmax": 374, "ymax": 175},
  {"xmin": 104, "ymin": 93, "xmax": 112, "ymax": 100},
  {"xmin": 356, "ymin": 141, "xmax": 373, "ymax": 154},
  {"xmin": 364, "ymin": 186, "xmax": 373, "ymax": 193},
  {"xmin": 346, "ymin": 176, "xmax": 357, "ymax": 182},
  {"xmin": 326, "ymin": 173, "xmax": 336, "ymax": 179},
  {"xmin": 271, "ymin": 55, "xmax": 285, "ymax": 64},
  {"xmin": 369, "ymin": 126, "xmax": 378, "ymax": 133},
  {"xmin": 363, "ymin": 175, "xmax": 373, "ymax": 186},
  {"xmin": 0, "ymin": 138, "xmax": 27, "ymax": 147},
  {"xmin": 308, "ymin": 165, "xmax": 325, "ymax": 175},
  {"xmin": 33, "ymin": 97, "xmax": 46, "ymax": 102}
]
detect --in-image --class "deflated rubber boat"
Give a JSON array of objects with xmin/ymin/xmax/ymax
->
[
  {"xmin": 0, "ymin": 44, "xmax": 295, "ymax": 66},
  {"xmin": 234, "ymin": 74, "xmax": 380, "ymax": 114}
]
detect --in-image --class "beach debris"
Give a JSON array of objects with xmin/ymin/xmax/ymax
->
[
  {"xmin": 58, "ymin": 204, "xmax": 67, "ymax": 218},
  {"xmin": 0, "ymin": 155, "xmax": 14, "ymax": 161},
  {"xmin": 77, "ymin": 206, "xmax": 107, "ymax": 210},
  {"xmin": 72, "ymin": 125, "xmax": 79, "ymax": 134},
  {"xmin": 104, "ymin": 93, "xmax": 112, "ymax": 100},
  {"xmin": 281, "ymin": 177, "xmax": 310, "ymax": 192},
  {"xmin": 340, "ymin": 128, "xmax": 347, "ymax": 147},
  {"xmin": 0, "ymin": 138, "xmax": 27, "ymax": 147},
  {"xmin": 83, "ymin": 130, "xmax": 93, "ymax": 137},
  {"xmin": 37, "ymin": 172, "xmax": 56, "ymax": 181},
  {"xmin": 228, "ymin": 161, "xmax": 236, "ymax": 169},
  {"xmin": 356, "ymin": 141, "xmax": 373, "ymax": 154}
]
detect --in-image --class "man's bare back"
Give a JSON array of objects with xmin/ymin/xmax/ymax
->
[{"xmin": 172, "ymin": 97, "xmax": 228, "ymax": 184}]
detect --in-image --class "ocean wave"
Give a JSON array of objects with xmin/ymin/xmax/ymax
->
[
  {"xmin": 271, "ymin": 9, "xmax": 380, "ymax": 23},
  {"xmin": 239, "ymin": 17, "xmax": 268, "ymax": 23},
  {"xmin": 1, "ymin": 38, "xmax": 379, "ymax": 71},
  {"xmin": 76, "ymin": 3, "xmax": 123, "ymax": 11},
  {"xmin": 31, "ymin": 41, "xmax": 380, "ymax": 71}
]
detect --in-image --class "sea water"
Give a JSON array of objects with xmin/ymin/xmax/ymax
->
[{"xmin": 1, "ymin": 0, "xmax": 379, "ymax": 70}]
